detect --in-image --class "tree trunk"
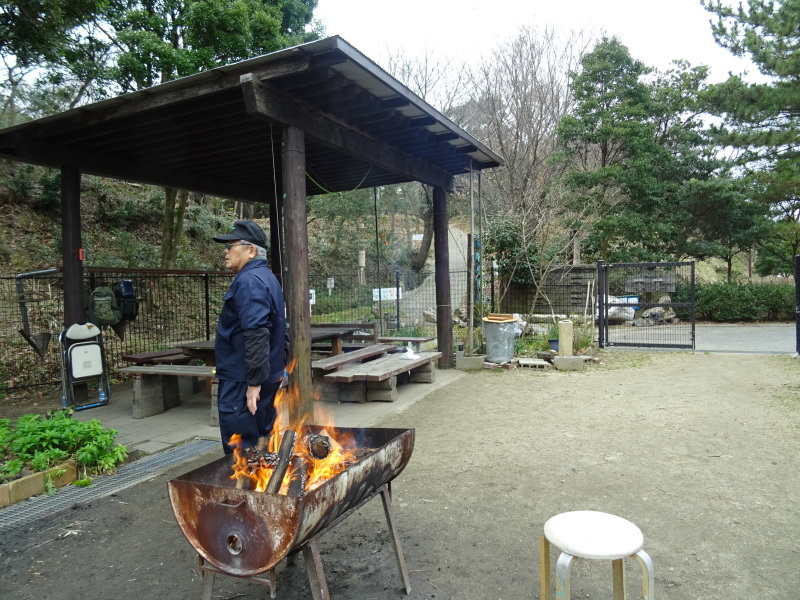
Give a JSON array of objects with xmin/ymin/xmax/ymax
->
[
  {"xmin": 411, "ymin": 185, "xmax": 434, "ymax": 273},
  {"xmin": 160, "ymin": 187, "xmax": 189, "ymax": 269}
]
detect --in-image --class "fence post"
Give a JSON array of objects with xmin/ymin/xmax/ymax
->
[
  {"xmin": 395, "ymin": 270, "xmax": 401, "ymax": 332},
  {"xmin": 597, "ymin": 260, "xmax": 606, "ymax": 349},
  {"xmin": 795, "ymin": 255, "xmax": 800, "ymax": 355},
  {"xmin": 204, "ymin": 273, "xmax": 211, "ymax": 340}
]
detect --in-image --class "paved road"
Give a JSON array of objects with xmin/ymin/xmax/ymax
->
[
  {"xmin": 609, "ymin": 322, "xmax": 797, "ymax": 354},
  {"xmin": 696, "ymin": 323, "xmax": 797, "ymax": 354}
]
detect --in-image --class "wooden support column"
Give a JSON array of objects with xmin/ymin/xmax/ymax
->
[
  {"xmin": 282, "ymin": 126, "xmax": 313, "ymax": 421},
  {"xmin": 433, "ymin": 185, "xmax": 453, "ymax": 368},
  {"xmin": 61, "ymin": 164, "xmax": 84, "ymax": 327},
  {"xmin": 269, "ymin": 198, "xmax": 283, "ymax": 284}
]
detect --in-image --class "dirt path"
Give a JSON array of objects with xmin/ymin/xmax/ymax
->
[{"xmin": 1, "ymin": 351, "xmax": 799, "ymax": 599}]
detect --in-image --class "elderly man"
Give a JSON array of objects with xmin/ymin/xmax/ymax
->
[{"xmin": 213, "ymin": 220, "xmax": 286, "ymax": 454}]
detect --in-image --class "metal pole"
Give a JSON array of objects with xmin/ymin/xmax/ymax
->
[
  {"xmin": 467, "ymin": 161, "xmax": 474, "ymax": 355},
  {"xmin": 395, "ymin": 270, "xmax": 401, "ymax": 333},
  {"xmin": 597, "ymin": 260, "xmax": 606, "ymax": 349},
  {"xmin": 204, "ymin": 273, "xmax": 211, "ymax": 340},
  {"xmin": 374, "ymin": 187, "xmax": 383, "ymax": 335},
  {"xmin": 795, "ymin": 255, "xmax": 800, "ymax": 355}
]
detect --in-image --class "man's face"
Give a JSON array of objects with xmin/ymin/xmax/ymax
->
[{"xmin": 223, "ymin": 240, "xmax": 252, "ymax": 273}]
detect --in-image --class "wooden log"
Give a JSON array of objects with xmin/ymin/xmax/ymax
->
[
  {"xmin": 366, "ymin": 376, "xmax": 397, "ymax": 390},
  {"xmin": 367, "ymin": 387, "xmax": 399, "ymax": 402},
  {"xmin": 266, "ymin": 430, "xmax": 296, "ymax": 494},
  {"xmin": 288, "ymin": 456, "xmax": 307, "ymax": 497},
  {"xmin": 306, "ymin": 434, "xmax": 331, "ymax": 460},
  {"xmin": 409, "ymin": 371, "xmax": 435, "ymax": 383}
]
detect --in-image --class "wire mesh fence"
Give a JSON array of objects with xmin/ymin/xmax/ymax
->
[{"xmin": 1, "ymin": 264, "xmax": 604, "ymax": 394}]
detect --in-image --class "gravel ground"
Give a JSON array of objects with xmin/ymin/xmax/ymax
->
[{"xmin": 1, "ymin": 350, "xmax": 798, "ymax": 599}]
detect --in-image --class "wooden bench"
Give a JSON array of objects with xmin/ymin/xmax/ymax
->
[
  {"xmin": 311, "ymin": 343, "xmax": 397, "ymax": 403},
  {"xmin": 377, "ymin": 336, "xmax": 435, "ymax": 352},
  {"xmin": 121, "ymin": 349, "xmax": 194, "ymax": 365},
  {"xmin": 118, "ymin": 364, "xmax": 216, "ymax": 421},
  {"xmin": 321, "ymin": 351, "xmax": 442, "ymax": 403},
  {"xmin": 311, "ymin": 343, "xmax": 397, "ymax": 372}
]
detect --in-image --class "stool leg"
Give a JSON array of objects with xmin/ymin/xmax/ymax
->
[
  {"xmin": 633, "ymin": 550, "xmax": 654, "ymax": 600},
  {"xmin": 540, "ymin": 534, "xmax": 551, "ymax": 600},
  {"xmin": 555, "ymin": 552, "xmax": 574, "ymax": 600},
  {"xmin": 612, "ymin": 558, "xmax": 626, "ymax": 600}
]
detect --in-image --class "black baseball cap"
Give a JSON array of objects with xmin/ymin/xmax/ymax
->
[{"xmin": 213, "ymin": 220, "xmax": 267, "ymax": 247}]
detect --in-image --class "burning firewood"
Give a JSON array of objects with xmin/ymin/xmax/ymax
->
[
  {"xmin": 288, "ymin": 456, "xmax": 307, "ymax": 497},
  {"xmin": 266, "ymin": 429, "xmax": 297, "ymax": 494},
  {"xmin": 305, "ymin": 433, "xmax": 332, "ymax": 459}
]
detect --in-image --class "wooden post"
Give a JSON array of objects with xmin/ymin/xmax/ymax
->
[
  {"xmin": 282, "ymin": 126, "xmax": 313, "ymax": 421},
  {"xmin": 61, "ymin": 164, "xmax": 84, "ymax": 327},
  {"xmin": 433, "ymin": 186, "xmax": 453, "ymax": 368},
  {"xmin": 269, "ymin": 198, "xmax": 283, "ymax": 284}
]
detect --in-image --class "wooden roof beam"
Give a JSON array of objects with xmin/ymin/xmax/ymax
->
[
  {"xmin": 6, "ymin": 135, "xmax": 261, "ymax": 201},
  {"xmin": 241, "ymin": 75, "xmax": 454, "ymax": 191}
]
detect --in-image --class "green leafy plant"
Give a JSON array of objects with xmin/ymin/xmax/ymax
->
[{"xmin": 0, "ymin": 409, "xmax": 127, "ymax": 484}]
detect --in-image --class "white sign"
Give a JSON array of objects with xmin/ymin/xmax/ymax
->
[
  {"xmin": 309, "ymin": 289, "xmax": 316, "ymax": 305},
  {"xmin": 372, "ymin": 287, "xmax": 403, "ymax": 301},
  {"xmin": 412, "ymin": 233, "xmax": 424, "ymax": 242},
  {"xmin": 326, "ymin": 277, "xmax": 335, "ymax": 289}
]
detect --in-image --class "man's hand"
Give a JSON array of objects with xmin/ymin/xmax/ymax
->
[{"xmin": 246, "ymin": 384, "xmax": 262, "ymax": 415}]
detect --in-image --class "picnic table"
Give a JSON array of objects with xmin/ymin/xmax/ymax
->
[{"xmin": 310, "ymin": 325, "xmax": 361, "ymax": 356}]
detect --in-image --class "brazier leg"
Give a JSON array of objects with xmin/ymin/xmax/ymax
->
[
  {"xmin": 380, "ymin": 484, "xmax": 411, "ymax": 593},
  {"xmin": 302, "ymin": 540, "xmax": 330, "ymax": 600}
]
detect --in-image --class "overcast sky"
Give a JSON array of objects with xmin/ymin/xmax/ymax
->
[{"xmin": 314, "ymin": 0, "xmax": 761, "ymax": 83}]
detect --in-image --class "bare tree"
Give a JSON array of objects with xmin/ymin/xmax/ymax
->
[
  {"xmin": 463, "ymin": 25, "xmax": 595, "ymax": 313},
  {"xmin": 382, "ymin": 49, "xmax": 474, "ymax": 274}
]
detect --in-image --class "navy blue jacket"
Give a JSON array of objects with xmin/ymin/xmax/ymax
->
[{"xmin": 214, "ymin": 259, "xmax": 286, "ymax": 385}]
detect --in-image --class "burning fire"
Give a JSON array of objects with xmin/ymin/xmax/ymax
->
[{"xmin": 229, "ymin": 360, "xmax": 365, "ymax": 494}]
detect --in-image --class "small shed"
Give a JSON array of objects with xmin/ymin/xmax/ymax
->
[{"xmin": 0, "ymin": 36, "xmax": 504, "ymax": 418}]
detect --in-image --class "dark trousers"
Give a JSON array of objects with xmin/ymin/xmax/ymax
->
[{"xmin": 217, "ymin": 379, "xmax": 281, "ymax": 454}]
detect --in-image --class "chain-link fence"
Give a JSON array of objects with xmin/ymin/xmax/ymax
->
[
  {"xmin": 2, "ymin": 268, "xmax": 232, "ymax": 392},
  {"xmin": 2, "ymin": 264, "xmax": 599, "ymax": 393}
]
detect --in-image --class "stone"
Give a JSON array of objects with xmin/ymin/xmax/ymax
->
[{"xmin": 553, "ymin": 356, "xmax": 585, "ymax": 371}]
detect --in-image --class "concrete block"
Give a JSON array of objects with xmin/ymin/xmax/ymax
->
[
  {"xmin": 0, "ymin": 482, "xmax": 10, "ymax": 508},
  {"xmin": 519, "ymin": 358, "xmax": 551, "ymax": 369},
  {"xmin": 209, "ymin": 381, "xmax": 219, "ymax": 427},
  {"xmin": 132, "ymin": 374, "xmax": 165, "ymax": 418},
  {"xmin": 9, "ymin": 471, "xmax": 44, "ymax": 504},
  {"xmin": 161, "ymin": 375, "xmax": 182, "ymax": 410},
  {"xmin": 51, "ymin": 461, "xmax": 77, "ymax": 489},
  {"xmin": 456, "ymin": 355, "xmax": 485, "ymax": 370},
  {"xmin": 367, "ymin": 387, "xmax": 399, "ymax": 402},
  {"xmin": 553, "ymin": 356, "xmax": 585, "ymax": 371},
  {"xmin": 409, "ymin": 371, "xmax": 435, "ymax": 383},
  {"xmin": 366, "ymin": 376, "xmax": 397, "ymax": 390}
]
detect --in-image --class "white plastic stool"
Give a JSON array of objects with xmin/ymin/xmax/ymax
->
[{"xmin": 540, "ymin": 510, "xmax": 654, "ymax": 600}]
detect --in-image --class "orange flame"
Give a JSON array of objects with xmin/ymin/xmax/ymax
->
[{"xmin": 228, "ymin": 358, "xmax": 363, "ymax": 494}]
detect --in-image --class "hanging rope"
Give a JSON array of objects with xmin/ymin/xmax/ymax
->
[
  {"xmin": 306, "ymin": 165, "xmax": 372, "ymax": 196},
  {"xmin": 269, "ymin": 123, "xmax": 284, "ymax": 277}
]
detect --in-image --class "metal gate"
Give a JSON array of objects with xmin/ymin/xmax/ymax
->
[{"xmin": 597, "ymin": 260, "xmax": 695, "ymax": 350}]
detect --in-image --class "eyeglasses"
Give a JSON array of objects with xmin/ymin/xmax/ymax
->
[{"xmin": 224, "ymin": 242, "xmax": 250, "ymax": 251}]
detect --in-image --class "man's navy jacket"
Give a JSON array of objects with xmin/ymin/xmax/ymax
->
[{"xmin": 215, "ymin": 259, "xmax": 286, "ymax": 385}]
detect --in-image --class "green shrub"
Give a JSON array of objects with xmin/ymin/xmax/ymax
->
[
  {"xmin": 695, "ymin": 282, "xmax": 794, "ymax": 322},
  {"xmin": 0, "ymin": 409, "xmax": 128, "ymax": 484},
  {"xmin": 751, "ymin": 283, "xmax": 795, "ymax": 321}
]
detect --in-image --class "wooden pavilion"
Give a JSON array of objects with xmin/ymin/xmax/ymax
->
[{"xmin": 0, "ymin": 36, "xmax": 504, "ymax": 417}]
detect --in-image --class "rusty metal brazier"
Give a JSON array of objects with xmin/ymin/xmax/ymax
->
[{"xmin": 168, "ymin": 425, "xmax": 415, "ymax": 598}]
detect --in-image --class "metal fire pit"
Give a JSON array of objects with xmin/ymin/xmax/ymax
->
[{"xmin": 168, "ymin": 425, "xmax": 415, "ymax": 599}]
